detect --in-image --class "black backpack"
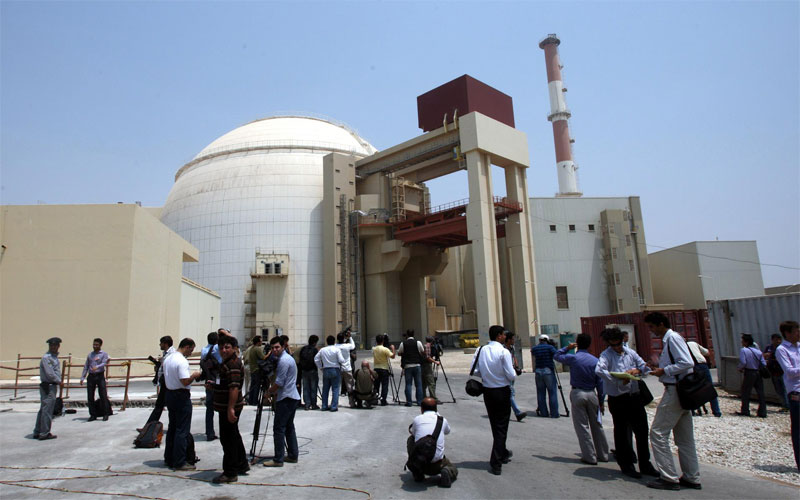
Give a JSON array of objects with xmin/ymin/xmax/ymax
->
[
  {"xmin": 299, "ymin": 345, "xmax": 317, "ymax": 371},
  {"xmin": 134, "ymin": 421, "xmax": 164, "ymax": 448},
  {"xmin": 406, "ymin": 416, "xmax": 444, "ymax": 474}
]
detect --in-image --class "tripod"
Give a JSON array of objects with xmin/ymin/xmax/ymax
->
[
  {"xmin": 432, "ymin": 357, "xmax": 456, "ymax": 403},
  {"xmin": 385, "ymin": 361, "xmax": 399, "ymax": 404},
  {"xmin": 249, "ymin": 379, "xmax": 273, "ymax": 464},
  {"xmin": 555, "ymin": 369, "xmax": 570, "ymax": 417},
  {"xmin": 392, "ymin": 364, "xmax": 405, "ymax": 405}
]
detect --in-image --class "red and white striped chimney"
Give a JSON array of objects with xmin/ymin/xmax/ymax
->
[{"xmin": 539, "ymin": 34, "xmax": 581, "ymax": 197}]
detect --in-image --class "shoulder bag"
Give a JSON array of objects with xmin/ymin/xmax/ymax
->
[
  {"xmin": 748, "ymin": 347, "xmax": 771, "ymax": 379},
  {"xmin": 465, "ymin": 346, "xmax": 484, "ymax": 397},
  {"xmin": 666, "ymin": 337, "xmax": 717, "ymax": 411}
]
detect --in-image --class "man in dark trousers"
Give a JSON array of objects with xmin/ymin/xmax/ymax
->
[
  {"xmin": 407, "ymin": 397, "xmax": 458, "ymax": 487},
  {"xmin": 147, "ymin": 336, "xmax": 175, "ymax": 424},
  {"xmin": 263, "ymin": 336, "xmax": 301, "ymax": 467},
  {"xmin": 80, "ymin": 338, "xmax": 111, "ymax": 421},
  {"xmin": 298, "ymin": 335, "xmax": 320, "ymax": 410},
  {"xmin": 162, "ymin": 338, "xmax": 201, "ymax": 471},
  {"xmin": 211, "ymin": 335, "xmax": 248, "ymax": 483},
  {"xmin": 471, "ymin": 325, "xmax": 516, "ymax": 475}
]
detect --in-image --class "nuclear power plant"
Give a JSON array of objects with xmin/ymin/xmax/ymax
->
[{"xmin": 5, "ymin": 32, "xmax": 766, "ymax": 363}]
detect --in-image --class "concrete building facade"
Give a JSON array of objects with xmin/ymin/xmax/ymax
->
[
  {"xmin": 0, "ymin": 204, "xmax": 202, "ymax": 369},
  {"xmin": 649, "ymin": 241, "xmax": 765, "ymax": 309}
]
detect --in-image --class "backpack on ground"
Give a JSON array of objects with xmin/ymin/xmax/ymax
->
[
  {"xmin": 299, "ymin": 345, "xmax": 317, "ymax": 371},
  {"xmin": 52, "ymin": 397, "xmax": 64, "ymax": 417},
  {"xmin": 134, "ymin": 421, "xmax": 164, "ymax": 448},
  {"xmin": 406, "ymin": 416, "xmax": 444, "ymax": 475},
  {"xmin": 93, "ymin": 398, "xmax": 113, "ymax": 417}
]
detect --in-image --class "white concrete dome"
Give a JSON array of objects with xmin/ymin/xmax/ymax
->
[{"xmin": 161, "ymin": 116, "xmax": 376, "ymax": 342}]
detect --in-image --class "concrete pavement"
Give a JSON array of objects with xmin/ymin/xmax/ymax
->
[{"xmin": 0, "ymin": 358, "xmax": 796, "ymax": 500}]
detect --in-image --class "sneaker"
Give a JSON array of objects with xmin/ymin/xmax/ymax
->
[
  {"xmin": 262, "ymin": 460, "xmax": 284, "ymax": 467},
  {"xmin": 172, "ymin": 463, "xmax": 196, "ymax": 471},
  {"xmin": 212, "ymin": 474, "xmax": 238, "ymax": 483},
  {"xmin": 647, "ymin": 479, "xmax": 680, "ymax": 490},
  {"xmin": 515, "ymin": 411, "xmax": 527, "ymax": 422},
  {"xmin": 439, "ymin": 468, "xmax": 453, "ymax": 488},
  {"xmin": 679, "ymin": 477, "xmax": 702, "ymax": 490}
]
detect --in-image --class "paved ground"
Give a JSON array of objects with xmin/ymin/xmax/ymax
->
[{"xmin": 1, "ymin": 350, "xmax": 797, "ymax": 499}]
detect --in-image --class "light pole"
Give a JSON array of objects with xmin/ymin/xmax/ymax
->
[{"xmin": 697, "ymin": 275, "xmax": 718, "ymax": 301}]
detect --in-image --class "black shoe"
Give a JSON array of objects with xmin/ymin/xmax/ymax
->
[
  {"xmin": 88, "ymin": 416, "xmax": 97, "ymax": 422},
  {"xmin": 489, "ymin": 467, "xmax": 501, "ymax": 476},
  {"xmin": 380, "ymin": 400, "xmax": 387, "ymax": 406},
  {"xmin": 285, "ymin": 457, "xmax": 298, "ymax": 464},
  {"xmin": 412, "ymin": 470, "xmax": 425, "ymax": 482},
  {"xmin": 647, "ymin": 479, "xmax": 680, "ymax": 490},
  {"xmin": 212, "ymin": 474, "xmax": 238, "ymax": 483},
  {"xmin": 439, "ymin": 469, "xmax": 453, "ymax": 487},
  {"xmin": 207, "ymin": 435, "xmax": 217, "ymax": 441},
  {"xmin": 515, "ymin": 411, "xmax": 527, "ymax": 422},
  {"xmin": 679, "ymin": 477, "xmax": 702, "ymax": 490},
  {"xmin": 405, "ymin": 403, "xmax": 412, "ymax": 407},
  {"xmin": 621, "ymin": 466, "xmax": 642, "ymax": 478},
  {"xmin": 734, "ymin": 411, "xmax": 750, "ymax": 417},
  {"xmin": 640, "ymin": 463, "xmax": 661, "ymax": 477},
  {"xmin": 102, "ymin": 415, "xmax": 108, "ymax": 421},
  {"xmin": 237, "ymin": 464, "xmax": 251, "ymax": 475},
  {"xmin": 38, "ymin": 433, "xmax": 57, "ymax": 441},
  {"xmin": 311, "ymin": 405, "xmax": 320, "ymax": 410}
]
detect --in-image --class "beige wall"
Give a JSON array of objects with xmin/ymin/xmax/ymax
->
[
  {"xmin": 180, "ymin": 278, "xmax": 221, "ymax": 341},
  {"xmin": 0, "ymin": 204, "xmax": 198, "ymax": 377}
]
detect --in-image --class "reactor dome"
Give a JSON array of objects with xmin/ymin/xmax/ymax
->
[{"xmin": 161, "ymin": 116, "xmax": 376, "ymax": 342}]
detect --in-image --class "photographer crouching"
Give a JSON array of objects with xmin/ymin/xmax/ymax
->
[{"xmin": 406, "ymin": 397, "xmax": 458, "ymax": 487}]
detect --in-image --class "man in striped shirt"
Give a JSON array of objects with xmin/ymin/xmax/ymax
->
[{"xmin": 211, "ymin": 335, "xmax": 248, "ymax": 483}]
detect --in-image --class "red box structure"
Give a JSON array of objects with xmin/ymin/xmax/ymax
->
[
  {"xmin": 579, "ymin": 309, "xmax": 713, "ymax": 366},
  {"xmin": 416, "ymin": 75, "xmax": 515, "ymax": 132}
]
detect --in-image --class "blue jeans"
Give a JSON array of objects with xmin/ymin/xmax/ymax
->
[
  {"xmin": 404, "ymin": 365, "xmax": 423, "ymax": 405},
  {"xmin": 535, "ymin": 368, "xmax": 559, "ymax": 418},
  {"xmin": 273, "ymin": 397, "xmax": 299, "ymax": 463},
  {"xmin": 302, "ymin": 369, "xmax": 319, "ymax": 408},
  {"xmin": 694, "ymin": 363, "xmax": 721, "ymax": 416},
  {"xmin": 164, "ymin": 389, "xmax": 192, "ymax": 468},
  {"xmin": 510, "ymin": 380, "xmax": 522, "ymax": 416},
  {"xmin": 321, "ymin": 367, "xmax": 341, "ymax": 410}
]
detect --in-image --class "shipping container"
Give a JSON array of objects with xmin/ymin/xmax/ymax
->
[
  {"xmin": 580, "ymin": 309, "xmax": 712, "ymax": 366},
  {"xmin": 707, "ymin": 293, "xmax": 799, "ymax": 396}
]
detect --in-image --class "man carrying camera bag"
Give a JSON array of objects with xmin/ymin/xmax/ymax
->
[
  {"xmin": 470, "ymin": 325, "xmax": 516, "ymax": 476},
  {"xmin": 406, "ymin": 397, "xmax": 458, "ymax": 487}
]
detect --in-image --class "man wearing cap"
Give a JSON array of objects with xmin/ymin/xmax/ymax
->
[
  {"xmin": 530, "ymin": 335, "xmax": 559, "ymax": 418},
  {"xmin": 34, "ymin": 337, "xmax": 62, "ymax": 440}
]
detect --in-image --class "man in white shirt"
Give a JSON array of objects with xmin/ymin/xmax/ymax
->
[
  {"xmin": 406, "ymin": 397, "xmax": 458, "ymax": 487},
  {"xmin": 471, "ymin": 325, "xmax": 516, "ymax": 476},
  {"xmin": 336, "ymin": 332, "xmax": 356, "ymax": 407},
  {"xmin": 644, "ymin": 312, "xmax": 700, "ymax": 491},
  {"xmin": 315, "ymin": 335, "xmax": 347, "ymax": 411},
  {"xmin": 163, "ymin": 337, "xmax": 202, "ymax": 471}
]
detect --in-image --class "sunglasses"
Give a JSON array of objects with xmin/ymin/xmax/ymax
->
[{"xmin": 608, "ymin": 341, "xmax": 623, "ymax": 347}]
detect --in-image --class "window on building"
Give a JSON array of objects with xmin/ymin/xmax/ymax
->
[
  {"xmin": 549, "ymin": 225, "xmax": 557, "ymax": 232},
  {"xmin": 588, "ymin": 224, "xmax": 595, "ymax": 232},
  {"xmin": 263, "ymin": 262, "xmax": 273, "ymax": 274},
  {"xmin": 556, "ymin": 286, "xmax": 569, "ymax": 309},
  {"xmin": 274, "ymin": 263, "xmax": 282, "ymax": 274},
  {"xmin": 615, "ymin": 273, "xmax": 621, "ymax": 285},
  {"xmin": 569, "ymin": 224, "xmax": 576, "ymax": 232},
  {"xmin": 618, "ymin": 298, "xmax": 624, "ymax": 312},
  {"xmin": 609, "ymin": 224, "xmax": 615, "ymax": 234},
  {"xmin": 629, "ymin": 260, "xmax": 635, "ymax": 271},
  {"xmin": 632, "ymin": 285, "xmax": 638, "ymax": 298},
  {"xmin": 638, "ymin": 287, "xmax": 645, "ymax": 305},
  {"xmin": 625, "ymin": 234, "xmax": 631, "ymax": 246},
  {"xmin": 611, "ymin": 247, "xmax": 617, "ymax": 259}
]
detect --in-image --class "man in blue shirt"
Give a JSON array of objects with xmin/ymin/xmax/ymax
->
[
  {"xmin": 645, "ymin": 312, "xmax": 700, "ymax": 491},
  {"xmin": 80, "ymin": 337, "xmax": 111, "ymax": 422},
  {"xmin": 530, "ymin": 335, "xmax": 559, "ymax": 418},
  {"xmin": 200, "ymin": 331, "xmax": 222, "ymax": 441},
  {"xmin": 554, "ymin": 333, "xmax": 608, "ymax": 465},
  {"xmin": 263, "ymin": 336, "xmax": 301, "ymax": 467},
  {"xmin": 596, "ymin": 327, "xmax": 659, "ymax": 479}
]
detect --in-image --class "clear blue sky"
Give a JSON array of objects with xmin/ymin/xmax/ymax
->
[{"xmin": 2, "ymin": 1, "xmax": 798, "ymax": 287}]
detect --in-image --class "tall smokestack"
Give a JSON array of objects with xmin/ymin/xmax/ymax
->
[{"xmin": 539, "ymin": 34, "xmax": 581, "ymax": 197}]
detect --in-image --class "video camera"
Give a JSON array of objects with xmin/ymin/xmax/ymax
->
[{"xmin": 148, "ymin": 355, "xmax": 161, "ymax": 385}]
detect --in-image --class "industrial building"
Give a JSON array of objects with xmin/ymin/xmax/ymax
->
[
  {"xmin": 0, "ymin": 204, "xmax": 218, "ymax": 369},
  {"xmin": 649, "ymin": 240, "xmax": 765, "ymax": 308}
]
